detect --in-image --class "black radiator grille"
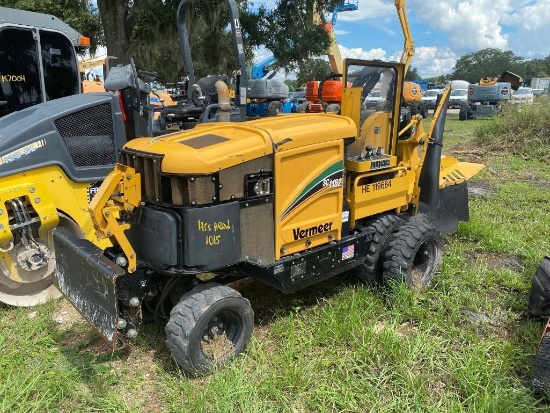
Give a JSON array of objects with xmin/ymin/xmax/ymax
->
[
  {"xmin": 55, "ymin": 103, "xmax": 116, "ymax": 167},
  {"xmin": 121, "ymin": 150, "xmax": 165, "ymax": 202}
]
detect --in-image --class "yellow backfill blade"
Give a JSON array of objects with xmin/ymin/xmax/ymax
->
[{"xmin": 438, "ymin": 156, "xmax": 486, "ymax": 189}]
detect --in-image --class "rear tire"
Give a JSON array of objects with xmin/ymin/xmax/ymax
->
[
  {"xmin": 354, "ymin": 215, "xmax": 404, "ymax": 283},
  {"xmin": 458, "ymin": 105, "xmax": 468, "ymax": 121},
  {"xmin": 267, "ymin": 101, "xmax": 283, "ymax": 117},
  {"xmin": 532, "ymin": 331, "xmax": 550, "ymax": 395},
  {"xmin": 296, "ymin": 102, "xmax": 308, "ymax": 113},
  {"xmin": 165, "ymin": 283, "xmax": 254, "ymax": 376},
  {"xmin": 325, "ymin": 103, "xmax": 340, "ymax": 113},
  {"xmin": 382, "ymin": 221, "xmax": 442, "ymax": 290}
]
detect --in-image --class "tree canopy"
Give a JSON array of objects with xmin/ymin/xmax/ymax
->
[
  {"xmin": 246, "ymin": 0, "xmax": 344, "ymax": 72},
  {"xmin": 451, "ymin": 48, "xmax": 550, "ymax": 85},
  {"xmin": 451, "ymin": 48, "xmax": 524, "ymax": 83},
  {"xmin": 3, "ymin": 0, "xmax": 549, "ymax": 87},
  {"xmin": 296, "ymin": 59, "xmax": 331, "ymax": 85},
  {"xmin": 92, "ymin": 0, "xmax": 345, "ymax": 82},
  {"xmin": 124, "ymin": 0, "xmax": 345, "ymax": 81},
  {"xmin": 405, "ymin": 66, "xmax": 421, "ymax": 81},
  {"xmin": 1, "ymin": 0, "xmax": 344, "ymax": 83}
]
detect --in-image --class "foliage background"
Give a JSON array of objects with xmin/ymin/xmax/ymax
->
[{"xmin": 2, "ymin": 0, "xmax": 548, "ymax": 85}]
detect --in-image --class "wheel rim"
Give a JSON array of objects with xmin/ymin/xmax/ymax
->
[
  {"xmin": 200, "ymin": 309, "xmax": 242, "ymax": 362},
  {"xmin": 410, "ymin": 238, "xmax": 438, "ymax": 290},
  {"xmin": 0, "ymin": 213, "xmax": 81, "ymax": 306}
]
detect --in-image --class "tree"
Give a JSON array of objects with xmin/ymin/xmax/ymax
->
[
  {"xmin": 94, "ymin": 0, "xmax": 253, "ymax": 82},
  {"xmin": 297, "ymin": 59, "xmax": 331, "ymax": 85},
  {"xmin": 246, "ymin": 0, "xmax": 344, "ymax": 71},
  {"xmin": 427, "ymin": 74, "xmax": 451, "ymax": 85},
  {"xmin": 405, "ymin": 66, "xmax": 421, "ymax": 81},
  {"xmin": 92, "ymin": 0, "xmax": 345, "ymax": 82},
  {"xmin": 451, "ymin": 48, "xmax": 523, "ymax": 83},
  {"xmin": 96, "ymin": 0, "xmax": 136, "ymax": 64},
  {"xmin": 521, "ymin": 57, "xmax": 550, "ymax": 85},
  {"xmin": 284, "ymin": 79, "xmax": 300, "ymax": 91}
]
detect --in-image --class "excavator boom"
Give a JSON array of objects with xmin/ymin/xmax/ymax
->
[{"xmin": 395, "ymin": 0, "xmax": 415, "ymax": 74}]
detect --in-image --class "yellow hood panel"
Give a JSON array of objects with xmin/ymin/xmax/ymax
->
[
  {"xmin": 123, "ymin": 114, "xmax": 357, "ymax": 174},
  {"xmin": 248, "ymin": 113, "xmax": 357, "ymax": 151}
]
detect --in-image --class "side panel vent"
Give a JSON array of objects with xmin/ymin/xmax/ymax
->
[{"xmin": 55, "ymin": 103, "xmax": 116, "ymax": 167}]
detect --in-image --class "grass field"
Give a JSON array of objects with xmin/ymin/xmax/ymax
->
[{"xmin": 1, "ymin": 102, "xmax": 549, "ymax": 412}]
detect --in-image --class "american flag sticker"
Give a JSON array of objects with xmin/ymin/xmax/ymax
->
[{"xmin": 341, "ymin": 244, "xmax": 355, "ymax": 260}]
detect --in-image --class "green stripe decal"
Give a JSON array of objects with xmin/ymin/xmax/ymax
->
[{"xmin": 279, "ymin": 160, "xmax": 343, "ymax": 221}]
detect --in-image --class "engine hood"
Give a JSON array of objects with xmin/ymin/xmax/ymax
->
[{"xmin": 123, "ymin": 113, "xmax": 357, "ymax": 174}]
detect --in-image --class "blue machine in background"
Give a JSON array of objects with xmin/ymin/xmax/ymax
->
[
  {"xmin": 331, "ymin": 0, "xmax": 359, "ymax": 26},
  {"xmin": 246, "ymin": 1, "xmax": 359, "ymax": 118},
  {"xmin": 246, "ymin": 56, "xmax": 291, "ymax": 117},
  {"xmin": 250, "ymin": 55, "xmax": 277, "ymax": 80}
]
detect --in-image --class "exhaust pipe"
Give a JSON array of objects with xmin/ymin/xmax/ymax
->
[
  {"xmin": 215, "ymin": 80, "xmax": 232, "ymax": 122},
  {"xmin": 417, "ymin": 87, "xmax": 472, "ymax": 235},
  {"xmin": 418, "ymin": 89, "xmax": 449, "ymax": 207}
]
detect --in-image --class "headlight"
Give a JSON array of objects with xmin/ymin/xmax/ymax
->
[{"xmin": 254, "ymin": 178, "xmax": 271, "ymax": 196}]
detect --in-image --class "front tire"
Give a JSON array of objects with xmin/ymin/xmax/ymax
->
[
  {"xmin": 296, "ymin": 102, "xmax": 308, "ymax": 113},
  {"xmin": 420, "ymin": 103, "xmax": 428, "ymax": 118},
  {"xmin": 354, "ymin": 215, "xmax": 404, "ymax": 283},
  {"xmin": 382, "ymin": 221, "xmax": 443, "ymax": 290},
  {"xmin": 165, "ymin": 283, "xmax": 254, "ymax": 376}
]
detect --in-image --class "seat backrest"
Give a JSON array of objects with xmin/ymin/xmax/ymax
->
[{"xmin": 196, "ymin": 75, "xmax": 228, "ymax": 105}]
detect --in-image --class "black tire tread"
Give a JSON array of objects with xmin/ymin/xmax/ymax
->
[
  {"xmin": 165, "ymin": 283, "xmax": 252, "ymax": 376},
  {"xmin": 267, "ymin": 101, "xmax": 283, "ymax": 117},
  {"xmin": 458, "ymin": 105, "xmax": 468, "ymax": 121},
  {"xmin": 532, "ymin": 332, "xmax": 550, "ymax": 395},
  {"xmin": 528, "ymin": 258, "xmax": 550, "ymax": 317},
  {"xmin": 354, "ymin": 214, "xmax": 404, "ymax": 282},
  {"xmin": 382, "ymin": 221, "xmax": 442, "ymax": 290}
]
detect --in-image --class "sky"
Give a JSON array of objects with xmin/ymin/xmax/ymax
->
[{"xmin": 253, "ymin": 0, "xmax": 550, "ymax": 79}]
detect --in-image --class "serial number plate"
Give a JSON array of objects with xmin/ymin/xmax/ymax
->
[{"xmin": 361, "ymin": 179, "xmax": 392, "ymax": 193}]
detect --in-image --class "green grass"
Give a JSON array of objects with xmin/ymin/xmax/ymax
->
[
  {"xmin": 1, "ymin": 104, "xmax": 550, "ymax": 412},
  {"xmin": 474, "ymin": 97, "xmax": 550, "ymax": 161}
]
